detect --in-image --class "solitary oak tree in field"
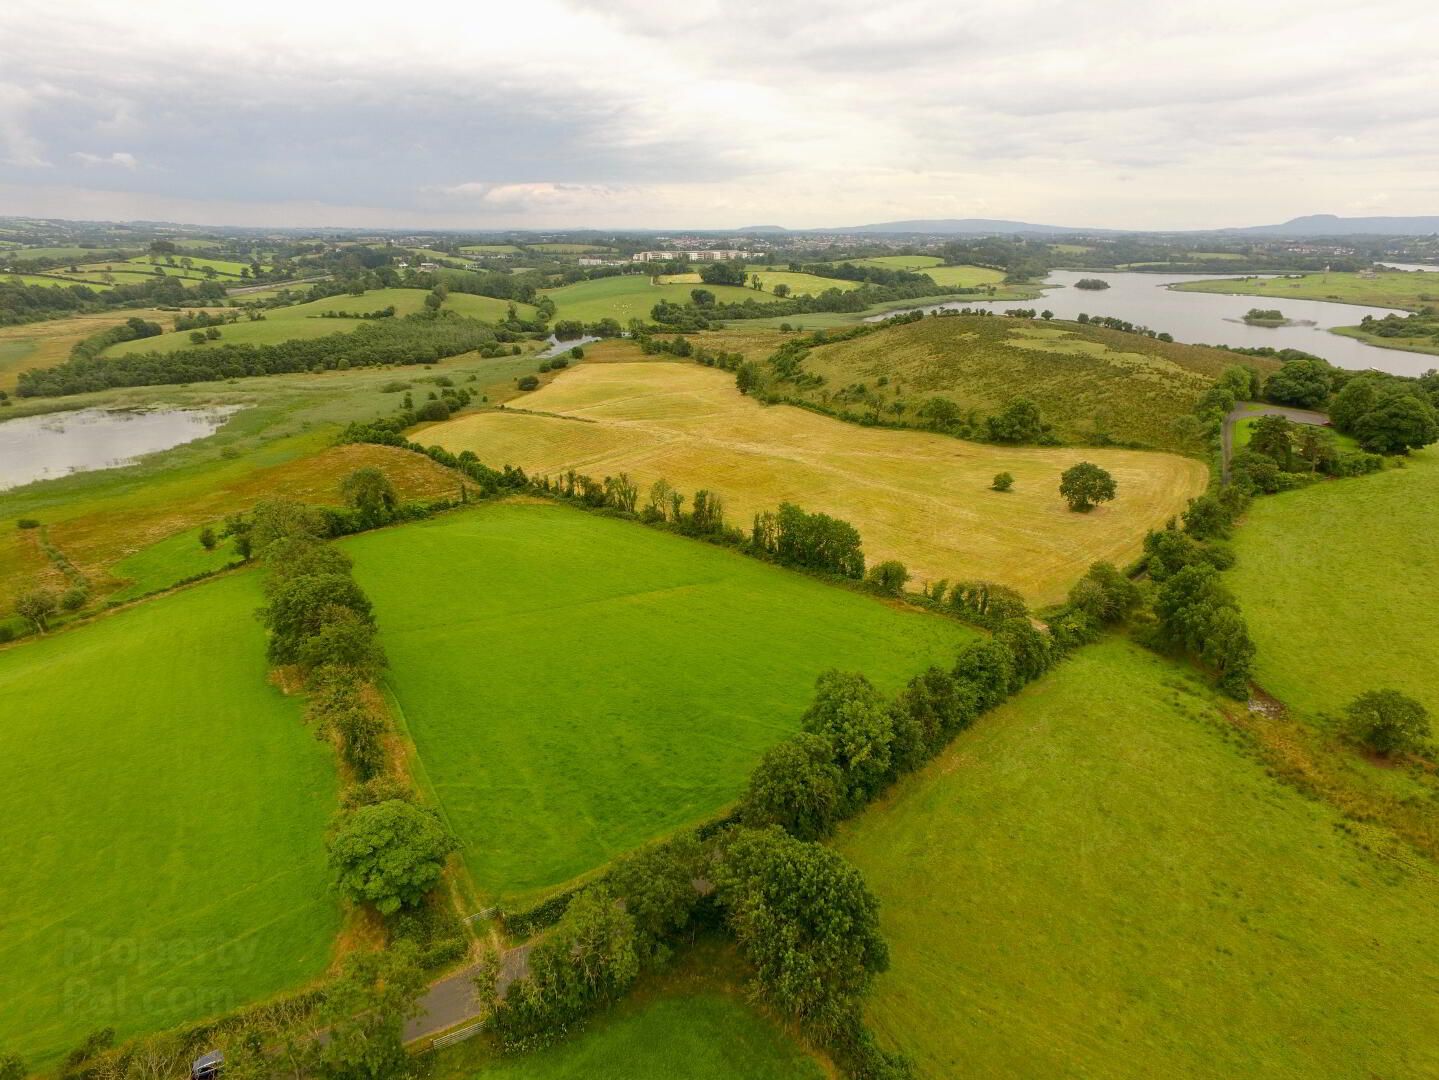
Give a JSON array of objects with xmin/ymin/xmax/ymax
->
[{"xmin": 1059, "ymin": 462, "xmax": 1117, "ymax": 512}]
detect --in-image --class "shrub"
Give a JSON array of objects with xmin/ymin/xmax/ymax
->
[
  {"xmin": 991, "ymin": 472, "xmax": 1014, "ymax": 492},
  {"xmin": 517, "ymin": 375, "xmax": 539, "ymax": 391},
  {"xmin": 1342, "ymin": 690, "xmax": 1430, "ymax": 756},
  {"xmin": 865, "ymin": 560, "xmax": 909, "ymax": 595},
  {"xmin": 16, "ymin": 519, "xmax": 40, "ymax": 529}
]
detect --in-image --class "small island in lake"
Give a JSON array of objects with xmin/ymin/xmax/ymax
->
[
  {"xmin": 1074, "ymin": 278, "xmax": 1110, "ymax": 290},
  {"xmin": 1242, "ymin": 307, "xmax": 1289, "ymax": 327}
]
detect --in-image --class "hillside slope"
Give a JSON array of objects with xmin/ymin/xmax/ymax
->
[
  {"xmin": 836, "ymin": 639, "xmax": 1439, "ymax": 1079},
  {"xmin": 796, "ymin": 315, "xmax": 1272, "ymax": 452}
]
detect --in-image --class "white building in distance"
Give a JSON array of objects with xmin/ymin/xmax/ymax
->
[{"xmin": 630, "ymin": 250, "xmax": 758, "ymax": 262}]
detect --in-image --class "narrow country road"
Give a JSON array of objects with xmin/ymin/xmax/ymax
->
[
  {"xmin": 1221, "ymin": 402, "xmax": 1331, "ymax": 483},
  {"xmin": 225, "ymin": 275, "xmax": 328, "ymax": 295},
  {"xmin": 403, "ymin": 946, "xmax": 531, "ymax": 1044}
]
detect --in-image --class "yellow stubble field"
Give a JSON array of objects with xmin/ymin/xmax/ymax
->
[{"xmin": 423, "ymin": 363, "xmax": 1208, "ymax": 603}]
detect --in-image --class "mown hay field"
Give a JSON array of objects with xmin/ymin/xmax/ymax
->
[
  {"xmin": 799, "ymin": 314, "xmax": 1271, "ymax": 452},
  {"xmin": 345, "ymin": 501, "xmax": 977, "ymax": 902},
  {"xmin": 835, "ymin": 639, "xmax": 1439, "ymax": 1080},
  {"xmin": 1171, "ymin": 270, "xmax": 1439, "ymax": 311},
  {"xmin": 1229, "ymin": 449, "xmax": 1439, "ymax": 719},
  {"xmin": 423, "ymin": 362, "xmax": 1208, "ymax": 603},
  {"xmin": 105, "ymin": 288, "xmax": 533, "ymax": 357},
  {"xmin": 0, "ymin": 573, "xmax": 339, "ymax": 1062}
]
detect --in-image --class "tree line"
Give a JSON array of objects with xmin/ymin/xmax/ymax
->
[{"xmin": 15, "ymin": 314, "xmax": 509, "ymax": 397}]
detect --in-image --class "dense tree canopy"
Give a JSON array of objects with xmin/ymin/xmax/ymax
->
[
  {"xmin": 715, "ymin": 826, "xmax": 888, "ymax": 1036},
  {"xmin": 326, "ymin": 800, "xmax": 457, "ymax": 914}
]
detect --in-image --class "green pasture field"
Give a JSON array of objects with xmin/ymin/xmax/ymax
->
[
  {"xmin": 526, "ymin": 243, "xmax": 612, "ymax": 253},
  {"xmin": 1231, "ymin": 416, "xmax": 1360, "ymax": 454},
  {"xmin": 460, "ymin": 245, "xmax": 523, "ymax": 254},
  {"xmin": 542, "ymin": 275, "xmax": 757, "ymax": 323},
  {"xmin": 797, "ymin": 314, "xmax": 1272, "ymax": 452},
  {"xmin": 2, "ymin": 273, "xmax": 112, "ymax": 289},
  {"xmin": 845, "ymin": 255, "xmax": 943, "ymax": 270},
  {"xmin": 914, "ymin": 264, "xmax": 1006, "ymax": 288},
  {"xmin": 836, "ymin": 638, "xmax": 1439, "ymax": 1080},
  {"xmin": 1171, "ymin": 270, "xmax": 1439, "ymax": 311},
  {"xmin": 457, "ymin": 992, "xmax": 823, "ymax": 1079},
  {"xmin": 1048, "ymin": 244, "xmax": 1094, "ymax": 255},
  {"xmin": 742, "ymin": 270, "xmax": 861, "ymax": 296},
  {"xmin": 107, "ymin": 524, "xmax": 241, "ymax": 601},
  {"xmin": 105, "ymin": 288, "xmax": 534, "ymax": 357},
  {"xmin": 344, "ymin": 501, "xmax": 977, "ymax": 902},
  {"xmin": 0, "ymin": 573, "xmax": 339, "ymax": 1062},
  {"xmin": 127, "ymin": 255, "xmax": 259, "ymax": 276},
  {"xmin": 7, "ymin": 245, "xmax": 137, "ymax": 261},
  {"xmin": 1229, "ymin": 448, "xmax": 1439, "ymax": 719},
  {"xmin": 659, "ymin": 271, "xmax": 863, "ymax": 297},
  {"xmin": 165, "ymin": 238, "xmax": 229, "ymax": 251}
]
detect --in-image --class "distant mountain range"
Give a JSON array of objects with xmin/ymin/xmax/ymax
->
[
  {"xmin": 741, "ymin": 214, "xmax": 1439, "ymax": 237},
  {"xmin": 1221, "ymin": 214, "xmax": 1439, "ymax": 236},
  {"xmin": 830, "ymin": 218, "xmax": 1104, "ymax": 235}
]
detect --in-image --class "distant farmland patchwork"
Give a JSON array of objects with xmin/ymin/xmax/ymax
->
[
  {"xmin": 105, "ymin": 287, "xmax": 533, "ymax": 356},
  {"xmin": 422, "ymin": 362, "xmax": 1208, "ymax": 602},
  {"xmin": 346, "ymin": 501, "xmax": 978, "ymax": 900}
]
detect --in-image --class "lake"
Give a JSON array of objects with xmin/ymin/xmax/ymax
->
[
  {"xmin": 874, "ymin": 270, "xmax": 1432, "ymax": 375},
  {"xmin": 0, "ymin": 406, "xmax": 240, "ymax": 491}
]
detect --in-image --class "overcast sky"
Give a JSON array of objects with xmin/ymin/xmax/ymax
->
[{"xmin": 1, "ymin": 0, "xmax": 1436, "ymax": 231}]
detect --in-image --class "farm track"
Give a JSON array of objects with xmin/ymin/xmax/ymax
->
[{"xmin": 1221, "ymin": 402, "xmax": 1330, "ymax": 482}]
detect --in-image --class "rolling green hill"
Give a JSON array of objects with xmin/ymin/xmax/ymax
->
[
  {"xmin": 1229, "ymin": 448, "xmax": 1439, "ymax": 719},
  {"xmin": 796, "ymin": 314, "xmax": 1272, "ymax": 451},
  {"xmin": 836, "ymin": 638, "xmax": 1439, "ymax": 1079}
]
